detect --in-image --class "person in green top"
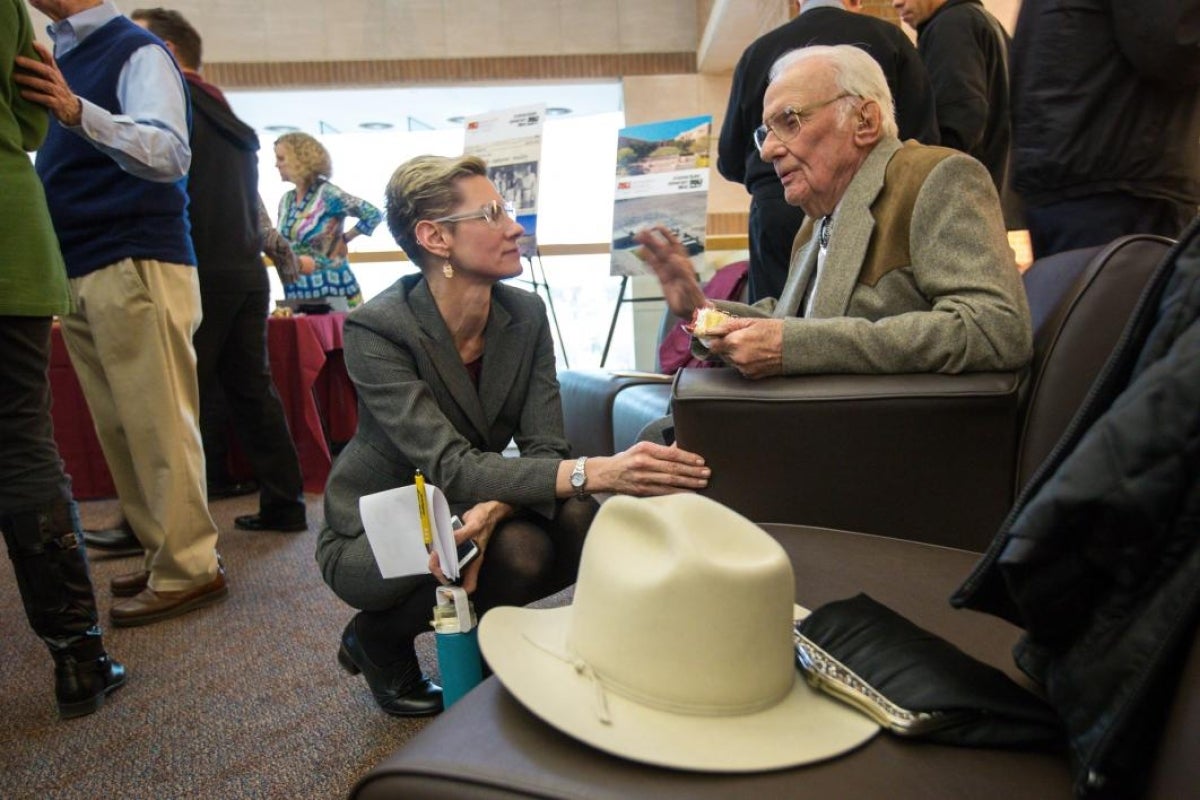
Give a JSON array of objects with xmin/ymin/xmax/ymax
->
[{"xmin": 1, "ymin": 0, "xmax": 126, "ymax": 719}]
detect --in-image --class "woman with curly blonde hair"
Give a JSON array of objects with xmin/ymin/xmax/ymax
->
[{"xmin": 274, "ymin": 132, "xmax": 381, "ymax": 307}]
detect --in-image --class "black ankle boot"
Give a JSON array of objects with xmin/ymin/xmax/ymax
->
[
  {"xmin": 2, "ymin": 501, "xmax": 127, "ymax": 719},
  {"xmin": 55, "ymin": 653, "xmax": 128, "ymax": 719},
  {"xmin": 338, "ymin": 616, "xmax": 443, "ymax": 717}
]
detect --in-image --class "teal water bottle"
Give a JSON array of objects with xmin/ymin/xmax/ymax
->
[{"xmin": 433, "ymin": 586, "xmax": 483, "ymax": 709}]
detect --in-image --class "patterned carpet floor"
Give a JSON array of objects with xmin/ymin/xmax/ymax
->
[{"xmin": 0, "ymin": 493, "xmax": 440, "ymax": 800}]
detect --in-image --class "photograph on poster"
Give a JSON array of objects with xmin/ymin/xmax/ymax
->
[
  {"xmin": 611, "ymin": 115, "xmax": 712, "ymax": 277},
  {"xmin": 464, "ymin": 105, "xmax": 545, "ymax": 253},
  {"xmin": 490, "ymin": 161, "xmax": 540, "ymax": 216}
]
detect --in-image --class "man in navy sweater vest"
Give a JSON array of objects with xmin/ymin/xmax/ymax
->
[
  {"xmin": 130, "ymin": 7, "xmax": 308, "ymax": 534},
  {"xmin": 15, "ymin": 0, "xmax": 226, "ymax": 626}
]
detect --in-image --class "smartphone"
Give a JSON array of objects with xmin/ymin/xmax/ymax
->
[
  {"xmin": 450, "ymin": 516, "xmax": 480, "ymax": 576},
  {"xmin": 455, "ymin": 539, "xmax": 480, "ymax": 570}
]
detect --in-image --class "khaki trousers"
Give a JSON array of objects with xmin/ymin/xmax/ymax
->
[{"xmin": 61, "ymin": 258, "xmax": 220, "ymax": 591}]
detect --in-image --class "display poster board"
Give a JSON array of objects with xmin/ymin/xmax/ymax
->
[
  {"xmin": 463, "ymin": 104, "xmax": 545, "ymax": 257},
  {"xmin": 610, "ymin": 115, "xmax": 712, "ymax": 277}
]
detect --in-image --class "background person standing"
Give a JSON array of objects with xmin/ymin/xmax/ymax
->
[
  {"xmin": 15, "ymin": 0, "xmax": 226, "ymax": 627},
  {"xmin": 893, "ymin": 0, "xmax": 1014, "ymax": 215},
  {"xmin": 1009, "ymin": 0, "xmax": 1200, "ymax": 257},
  {"xmin": 131, "ymin": 7, "xmax": 308, "ymax": 534},
  {"xmin": 274, "ymin": 131, "xmax": 382, "ymax": 309},
  {"xmin": 2, "ymin": 0, "xmax": 125, "ymax": 717}
]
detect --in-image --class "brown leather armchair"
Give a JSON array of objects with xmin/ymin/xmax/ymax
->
[{"xmin": 672, "ymin": 235, "xmax": 1173, "ymax": 551}]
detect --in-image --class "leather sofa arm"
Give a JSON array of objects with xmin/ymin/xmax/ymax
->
[
  {"xmin": 558, "ymin": 370, "xmax": 669, "ymax": 458},
  {"xmin": 671, "ymin": 368, "xmax": 1023, "ymax": 551}
]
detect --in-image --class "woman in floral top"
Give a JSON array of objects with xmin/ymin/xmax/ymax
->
[{"xmin": 274, "ymin": 132, "xmax": 382, "ymax": 307}]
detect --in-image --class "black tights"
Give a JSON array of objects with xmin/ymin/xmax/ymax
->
[{"xmin": 355, "ymin": 497, "xmax": 597, "ymax": 667}]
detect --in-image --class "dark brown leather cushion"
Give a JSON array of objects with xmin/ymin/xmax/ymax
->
[
  {"xmin": 673, "ymin": 370, "xmax": 1022, "ymax": 550},
  {"xmin": 1016, "ymin": 235, "xmax": 1173, "ymax": 490},
  {"xmin": 352, "ymin": 525, "xmax": 1073, "ymax": 800}
]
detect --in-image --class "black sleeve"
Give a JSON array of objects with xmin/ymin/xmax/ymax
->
[
  {"xmin": 891, "ymin": 32, "xmax": 941, "ymax": 145},
  {"xmin": 717, "ymin": 48, "xmax": 757, "ymax": 185}
]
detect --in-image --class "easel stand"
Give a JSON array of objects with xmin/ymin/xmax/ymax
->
[
  {"xmin": 515, "ymin": 248, "xmax": 570, "ymax": 369},
  {"xmin": 600, "ymin": 275, "xmax": 664, "ymax": 368}
]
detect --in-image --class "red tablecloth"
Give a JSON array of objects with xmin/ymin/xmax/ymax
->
[{"xmin": 50, "ymin": 312, "xmax": 357, "ymax": 499}]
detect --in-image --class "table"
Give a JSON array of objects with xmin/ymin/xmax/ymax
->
[{"xmin": 50, "ymin": 312, "xmax": 358, "ymax": 500}]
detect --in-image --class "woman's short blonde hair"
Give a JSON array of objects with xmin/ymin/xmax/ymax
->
[
  {"xmin": 385, "ymin": 154, "xmax": 488, "ymax": 268},
  {"xmin": 274, "ymin": 132, "xmax": 332, "ymax": 184}
]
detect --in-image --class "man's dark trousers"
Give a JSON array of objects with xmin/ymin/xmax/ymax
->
[{"xmin": 193, "ymin": 288, "xmax": 304, "ymax": 516}]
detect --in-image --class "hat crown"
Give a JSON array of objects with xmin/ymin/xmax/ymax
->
[{"xmin": 566, "ymin": 494, "xmax": 796, "ymax": 715}]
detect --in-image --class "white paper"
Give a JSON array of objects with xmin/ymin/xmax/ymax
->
[{"xmin": 359, "ymin": 483, "xmax": 459, "ymax": 580}]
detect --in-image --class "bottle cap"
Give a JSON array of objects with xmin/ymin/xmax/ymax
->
[{"xmin": 433, "ymin": 585, "xmax": 477, "ymax": 633}]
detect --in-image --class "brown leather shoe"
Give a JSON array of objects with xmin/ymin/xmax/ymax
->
[
  {"xmin": 110, "ymin": 570, "xmax": 150, "ymax": 598},
  {"xmin": 110, "ymin": 570, "xmax": 228, "ymax": 628}
]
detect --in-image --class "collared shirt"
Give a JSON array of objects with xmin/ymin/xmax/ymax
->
[
  {"xmin": 46, "ymin": 1, "xmax": 190, "ymax": 182},
  {"xmin": 803, "ymin": 212, "xmax": 836, "ymax": 317},
  {"xmin": 798, "ymin": 0, "xmax": 846, "ymax": 13}
]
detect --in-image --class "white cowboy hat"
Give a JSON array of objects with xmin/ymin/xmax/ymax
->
[{"xmin": 479, "ymin": 494, "xmax": 878, "ymax": 772}]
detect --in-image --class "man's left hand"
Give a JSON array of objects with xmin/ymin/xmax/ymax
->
[
  {"xmin": 706, "ymin": 317, "xmax": 784, "ymax": 379},
  {"xmin": 14, "ymin": 42, "xmax": 83, "ymax": 127}
]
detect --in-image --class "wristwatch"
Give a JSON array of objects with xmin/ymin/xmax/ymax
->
[{"xmin": 569, "ymin": 456, "xmax": 588, "ymax": 498}]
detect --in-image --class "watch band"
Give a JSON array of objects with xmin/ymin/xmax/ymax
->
[{"xmin": 571, "ymin": 456, "xmax": 588, "ymax": 498}]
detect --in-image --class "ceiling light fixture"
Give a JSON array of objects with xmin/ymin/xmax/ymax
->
[
  {"xmin": 546, "ymin": 107, "xmax": 572, "ymax": 116},
  {"xmin": 263, "ymin": 124, "xmax": 300, "ymax": 133},
  {"xmin": 446, "ymin": 115, "xmax": 466, "ymax": 125},
  {"xmin": 359, "ymin": 121, "xmax": 394, "ymax": 130}
]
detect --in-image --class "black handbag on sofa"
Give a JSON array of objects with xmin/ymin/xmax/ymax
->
[{"xmin": 795, "ymin": 593, "xmax": 1063, "ymax": 750}]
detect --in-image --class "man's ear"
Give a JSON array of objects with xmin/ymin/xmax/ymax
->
[
  {"xmin": 415, "ymin": 219, "xmax": 451, "ymax": 260},
  {"xmin": 852, "ymin": 99, "xmax": 883, "ymax": 146}
]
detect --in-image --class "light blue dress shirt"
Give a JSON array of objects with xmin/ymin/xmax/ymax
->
[{"xmin": 46, "ymin": 1, "xmax": 190, "ymax": 182}]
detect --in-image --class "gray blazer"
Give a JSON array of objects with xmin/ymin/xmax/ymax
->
[
  {"xmin": 712, "ymin": 137, "xmax": 1033, "ymax": 375},
  {"xmin": 320, "ymin": 275, "xmax": 566, "ymax": 548}
]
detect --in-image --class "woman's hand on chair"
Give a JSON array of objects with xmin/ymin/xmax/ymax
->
[{"xmin": 591, "ymin": 442, "xmax": 710, "ymax": 496}]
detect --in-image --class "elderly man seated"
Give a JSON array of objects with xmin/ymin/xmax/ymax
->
[{"xmin": 637, "ymin": 44, "xmax": 1031, "ymax": 380}]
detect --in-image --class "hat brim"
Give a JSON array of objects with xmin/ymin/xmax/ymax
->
[{"xmin": 480, "ymin": 604, "xmax": 879, "ymax": 773}]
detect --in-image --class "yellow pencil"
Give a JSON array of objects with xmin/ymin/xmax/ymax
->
[{"xmin": 414, "ymin": 470, "xmax": 433, "ymax": 551}]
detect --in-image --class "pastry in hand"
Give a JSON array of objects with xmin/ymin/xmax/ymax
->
[{"xmin": 690, "ymin": 306, "xmax": 732, "ymax": 336}]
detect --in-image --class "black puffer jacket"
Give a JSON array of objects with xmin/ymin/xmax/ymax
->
[
  {"xmin": 1009, "ymin": 0, "xmax": 1200, "ymax": 207},
  {"xmin": 955, "ymin": 218, "xmax": 1200, "ymax": 798}
]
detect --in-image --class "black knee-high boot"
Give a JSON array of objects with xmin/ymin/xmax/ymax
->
[{"xmin": 1, "ymin": 500, "xmax": 127, "ymax": 719}]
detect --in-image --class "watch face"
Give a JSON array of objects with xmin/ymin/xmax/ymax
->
[{"xmin": 570, "ymin": 471, "xmax": 585, "ymax": 488}]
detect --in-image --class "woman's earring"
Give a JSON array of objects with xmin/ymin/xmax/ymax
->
[{"xmin": 442, "ymin": 261, "xmax": 454, "ymax": 279}]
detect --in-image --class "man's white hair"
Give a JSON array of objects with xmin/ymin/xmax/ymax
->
[{"xmin": 768, "ymin": 45, "xmax": 899, "ymax": 139}]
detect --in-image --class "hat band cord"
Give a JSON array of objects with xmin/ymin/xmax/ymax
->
[{"xmin": 521, "ymin": 632, "xmax": 785, "ymax": 720}]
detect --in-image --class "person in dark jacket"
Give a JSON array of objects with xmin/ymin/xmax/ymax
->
[
  {"xmin": 131, "ymin": 8, "xmax": 308, "ymax": 534},
  {"xmin": 1009, "ymin": 0, "xmax": 1200, "ymax": 258},
  {"xmin": 893, "ymin": 0, "xmax": 1013, "ymax": 212},
  {"xmin": 718, "ymin": 0, "xmax": 940, "ymax": 303}
]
